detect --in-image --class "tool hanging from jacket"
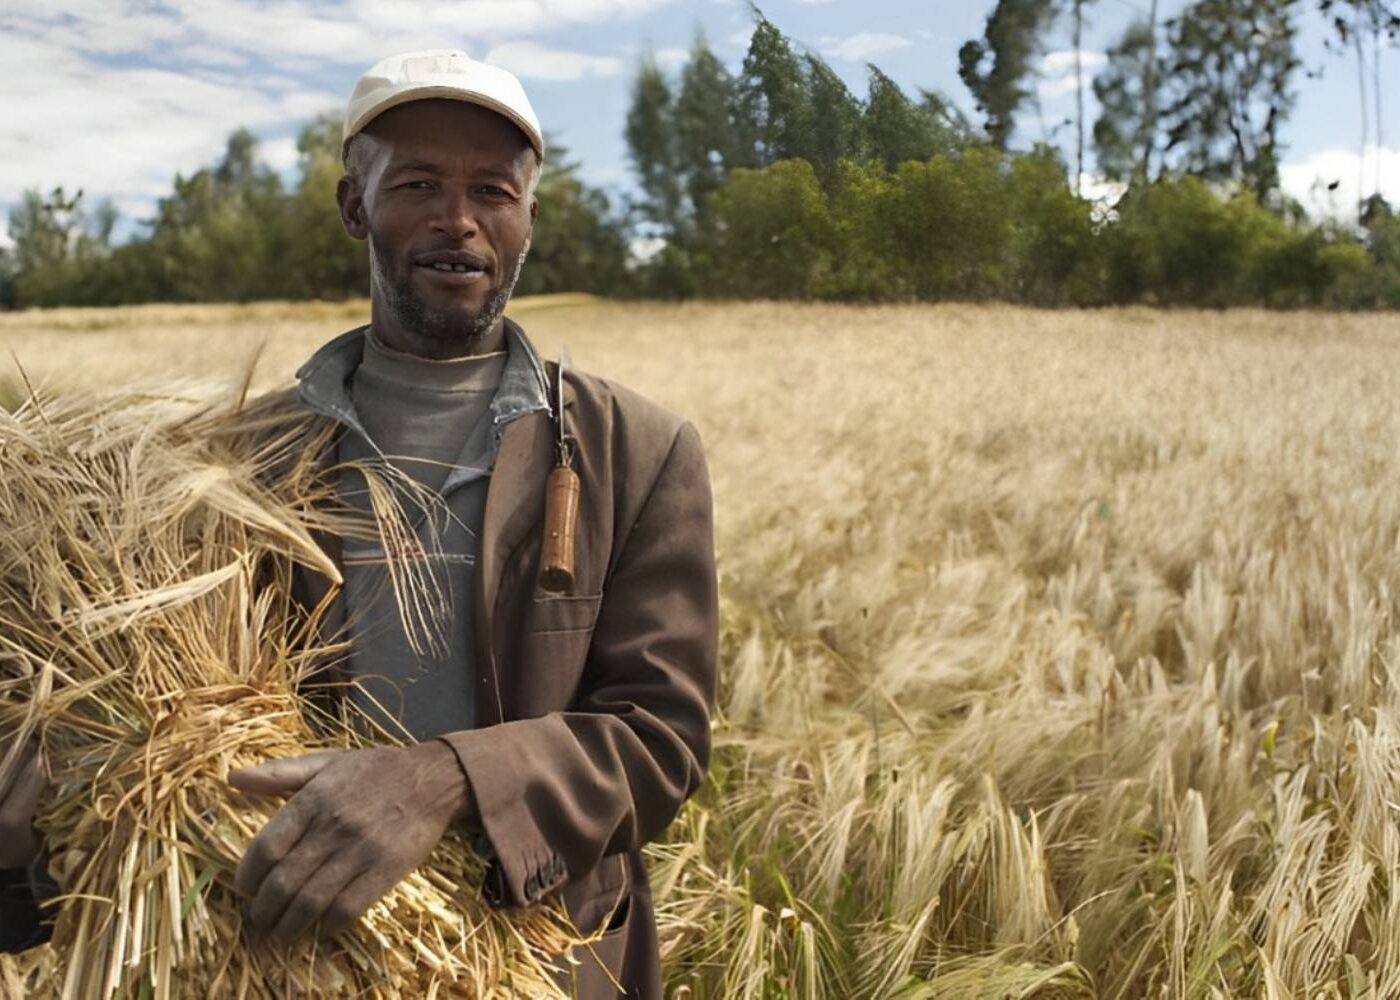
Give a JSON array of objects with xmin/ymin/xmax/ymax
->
[{"xmin": 539, "ymin": 346, "xmax": 580, "ymax": 592}]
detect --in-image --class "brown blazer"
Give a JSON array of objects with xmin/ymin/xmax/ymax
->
[{"xmin": 279, "ymin": 353, "xmax": 719, "ymax": 998}]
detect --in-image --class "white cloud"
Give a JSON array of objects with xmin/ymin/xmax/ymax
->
[
  {"xmin": 1037, "ymin": 50, "xmax": 1107, "ymax": 100},
  {"xmin": 485, "ymin": 41, "xmax": 623, "ymax": 81},
  {"xmin": 1039, "ymin": 49, "xmax": 1107, "ymax": 76},
  {"xmin": 0, "ymin": 33, "xmax": 303, "ymax": 206},
  {"xmin": 6, "ymin": 0, "xmax": 679, "ymax": 70},
  {"xmin": 819, "ymin": 32, "xmax": 912, "ymax": 63},
  {"xmin": 177, "ymin": 44, "xmax": 252, "ymax": 68},
  {"xmin": 259, "ymin": 136, "xmax": 303, "ymax": 174},
  {"xmin": 1280, "ymin": 145, "xmax": 1400, "ymax": 221},
  {"xmin": 0, "ymin": 0, "xmax": 681, "ymax": 223},
  {"xmin": 628, "ymin": 235, "xmax": 666, "ymax": 265}
]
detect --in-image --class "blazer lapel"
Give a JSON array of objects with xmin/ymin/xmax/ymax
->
[
  {"xmin": 475, "ymin": 409, "xmax": 554, "ymax": 725},
  {"xmin": 475, "ymin": 366, "xmax": 576, "ymax": 725}
]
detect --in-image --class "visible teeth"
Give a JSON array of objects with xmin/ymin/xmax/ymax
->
[{"xmin": 429, "ymin": 262, "xmax": 479, "ymax": 273}]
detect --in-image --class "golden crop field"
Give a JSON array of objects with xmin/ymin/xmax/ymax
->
[{"xmin": 4, "ymin": 298, "xmax": 1400, "ymax": 998}]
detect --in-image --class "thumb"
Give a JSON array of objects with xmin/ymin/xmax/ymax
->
[{"xmin": 227, "ymin": 750, "xmax": 343, "ymax": 797}]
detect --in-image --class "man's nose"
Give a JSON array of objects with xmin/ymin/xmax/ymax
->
[{"xmin": 433, "ymin": 189, "xmax": 479, "ymax": 239}]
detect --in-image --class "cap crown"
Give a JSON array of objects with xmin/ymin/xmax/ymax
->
[{"xmin": 343, "ymin": 49, "xmax": 544, "ymax": 162}]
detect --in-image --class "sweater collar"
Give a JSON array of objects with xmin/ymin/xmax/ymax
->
[{"xmin": 295, "ymin": 316, "xmax": 553, "ymax": 449}]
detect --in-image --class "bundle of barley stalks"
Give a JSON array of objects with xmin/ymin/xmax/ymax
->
[{"xmin": 0, "ymin": 375, "xmax": 581, "ymax": 999}]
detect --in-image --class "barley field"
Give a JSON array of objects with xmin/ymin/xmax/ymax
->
[{"xmin": 4, "ymin": 298, "xmax": 1400, "ymax": 998}]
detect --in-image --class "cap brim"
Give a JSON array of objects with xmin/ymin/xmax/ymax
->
[{"xmin": 342, "ymin": 85, "xmax": 545, "ymax": 163}]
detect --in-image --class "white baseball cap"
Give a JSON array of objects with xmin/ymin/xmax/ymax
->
[{"xmin": 342, "ymin": 49, "xmax": 545, "ymax": 163}]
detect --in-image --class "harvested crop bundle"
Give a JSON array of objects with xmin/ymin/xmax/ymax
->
[{"xmin": 0, "ymin": 380, "xmax": 580, "ymax": 998}]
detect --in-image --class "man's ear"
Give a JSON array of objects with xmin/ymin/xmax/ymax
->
[
  {"xmin": 529, "ymin": 196, "xmax": 539, "ymax": 224},
  {"xmin": 337, "ymin": 176, "xmax": 369, "ymax": 241}
]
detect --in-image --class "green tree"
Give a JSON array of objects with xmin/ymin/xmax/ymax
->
[
  {"xmin": 515, "ymin": 143, "xmax": 631, "ymax": 296},
  {"xmin": 1103, "ymin": 176, "xmax": 1280, "ymax": 305},
  {"xmin": 803, "ymin": 56, "xmax": 866, "ymax": 188},
  {"xmin": 1093, "ymin": 18, "xmax": 1165, "ymax": 186},
  {"xmin": 142, "ymin": 129, "xmax": 290, "ymax": 301},
  {"xmin": 624, "ymin": 57, "xmax": 684, "ymax": 236},
  {"xmin": 738, "ymin": 12, "xmax": 814, "ymax": 165},
  {"xmin": 705, "ymin": 159, "xmax": 831, "ymax": 298},
  {"xmin": 1317, "ymin": 1, "xmax": 1400, "ymax": 216},
  {"xmin": 864, "ymin": 68, "xmax": 945, "ymax": 170},
  {"xmin": 1007, "ymin": 148, "xmax": 1101, "ymax": 304},
  {"xmin": 1158, "ymin": 0, "xmax": 1302, "ymax": 201},
  {"xmin": 7, "ymin": 187, "xmax": 122, "ymax": 306},
  {"xmin": 675, "ymin": 35, "xmax": 750, "ymax": 227},
  {"xmin": 958, "ymin": 0, "xmax": 1060, "ymax": 149},
  {"xmin": 280, "ymin": 112, "xmax": 369, "ymax": 299}
]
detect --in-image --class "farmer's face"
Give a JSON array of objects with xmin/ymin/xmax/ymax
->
[{"xmin": 337, "ymin": 99, "xmax": 539, "ymax": 358}]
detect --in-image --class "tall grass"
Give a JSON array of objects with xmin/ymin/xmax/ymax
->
[{"xmin": 4, "ymin": 300, "xmax": 1400, "ymax": 996}]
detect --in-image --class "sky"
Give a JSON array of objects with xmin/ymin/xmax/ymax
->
[{"xmin": 2, "ymin": 0, "xmax": 1398, "ymax": 248}]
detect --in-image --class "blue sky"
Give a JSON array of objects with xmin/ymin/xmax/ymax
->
[{"xmin": 2, "ymin": 0, "xmax": 1397, "ymax": 246}]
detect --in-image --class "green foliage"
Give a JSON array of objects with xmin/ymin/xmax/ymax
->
[
  {"xmin": 616, "ymin": 7, "xmax": 1400, "ymax": 310},
  {"xmin": 515, "ymin": 147, "xmax": 631, "ymax": 297},
  {"xmin": 1159, "ymin": 0, "xmax": 1303, "ymax": 201},
  {"xmin": 5, "ymin": 118, "xmax": 628, "ymax": 309},
  {"xmin": 738, "ymin": 12, "xmax": 814, "ymax": 166},
  {"xmin": 804, "ymin": 57, "xmax": 866, "ymax": 188},
  {"xmin": 958, "ymin": 0, "xmax": 1060, "ymax": 149},
  {"xmin": 676, "ymin": 35, "xmax": 751, "ymax": 225},
  {"xmin": 625, "ymin": 58, "xmax": 684, "ymax": 237},
  {"xmin": 864, "ymin": 69, "xmax": 950, "ymax": 172},
  {"xmin": 1101, "ymin": 175, "xmax": 1380, "ymax": 308},
  {"xmin": 1094, "ymin": 19, "xmax": 1164, "ymax": 186},
  {"xmin": 705, "ymin": 159, "xmax": 832, "ymax": 298}
]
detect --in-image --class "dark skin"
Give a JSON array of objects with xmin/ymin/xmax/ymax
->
[
  {"xmin": 334, "ymin": 99, "xmax": 540, "ymax": 359},
  {"xmin": 224, "ymin": 99, "xmax": 542, "ymax": 941}
]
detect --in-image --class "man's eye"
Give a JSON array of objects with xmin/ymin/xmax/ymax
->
[
  {"xmin": 480, "ymin": 186, "xmax": 511, "ymax": 198},
  {"xmin": 398, "ymin": 180, "xmax": 432, "ymax": 190}
]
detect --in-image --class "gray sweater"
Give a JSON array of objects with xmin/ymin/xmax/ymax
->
[{"xmin": 336, "ymin": 332, "xmax": 507, "ymax": 741}]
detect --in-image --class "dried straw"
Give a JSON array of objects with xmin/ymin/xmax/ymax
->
[{"xmin": 0, "ymin": 376, "xmax": 582, "ymax": 998}]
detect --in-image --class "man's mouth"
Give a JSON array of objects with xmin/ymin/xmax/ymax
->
[
  {"xmin": 423, "ymin": 261, "xmax": 485, "ymax": 274},
  {"xmin": 414, "ymin": 250, "xmax": 490, "ymax": 279}
]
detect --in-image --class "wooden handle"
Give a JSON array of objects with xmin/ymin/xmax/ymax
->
[{"xmin": 538, "ymin": 465, "xmax": 580, "ymax": 592}]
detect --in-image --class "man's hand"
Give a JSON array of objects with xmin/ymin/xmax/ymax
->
[
  {"xmin": 227, "ymin": 741, "xmax": 473, "ymax": 942},
  {"xmin": 0, "ymin": 740, "xmax": 43, "ymax": 870}
]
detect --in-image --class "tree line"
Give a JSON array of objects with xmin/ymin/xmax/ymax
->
[
  {"xmin": 620, "ymin": 2, "xmax": 1400, "ymax": 307},
  {"xmin": 0, "ymin": 115, "xmax": 630, "ymax": 310},
  {"xmin": 3, "ymin": 2, "xmax": 1399, "ymax": 310}
]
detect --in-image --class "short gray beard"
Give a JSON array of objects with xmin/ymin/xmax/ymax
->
[{"xmin": 369, "ymin": 234, "xmax": 532, "ymax": 353}]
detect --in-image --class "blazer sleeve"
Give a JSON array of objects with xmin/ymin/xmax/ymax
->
[{"xmin": 438, "ymin": 420, "xmax": 718, "ymax": 909}]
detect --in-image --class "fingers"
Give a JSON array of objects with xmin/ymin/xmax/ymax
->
[
  {"xmin": 246, "ymin": 836, "xmax": 334, "ymax": 937},
  {"xmin": 234, "ymin": 793, "xmax": 315, "ymax": 900},
  {"xmin": 228, "ymin": 751, "xmax": 342, "ymax": 798},
  {"xmin": 316, "ymin": 870, "xmax": 390, "ymax": 940},
  {"xmin": 268, "ymin": 851, "xmax": 367, "ymax": 942}
]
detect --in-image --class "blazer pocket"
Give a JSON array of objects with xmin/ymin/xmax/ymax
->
[
  {"xmin": 559, "ymin": 853, "xmax": 629, "ymax": 938},
  {"xmin": 528, "ymin": 592, "xmax": 603, "ymax": 635}
]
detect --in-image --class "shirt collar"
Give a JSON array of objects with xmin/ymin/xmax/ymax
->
[{"xmin": 295, "ymin": 317, "xmax": 553, "ymax": 454}]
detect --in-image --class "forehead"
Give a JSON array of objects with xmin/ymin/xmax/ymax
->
[{"xmin": 366, "ymin": 99, "xmax": 533, "ymax": 172}]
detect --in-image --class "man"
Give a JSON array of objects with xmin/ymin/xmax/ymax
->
[{"xmin": 0, "ymin": 50, "xmax": 718, "ymax": 999}]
